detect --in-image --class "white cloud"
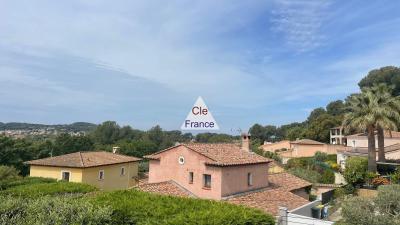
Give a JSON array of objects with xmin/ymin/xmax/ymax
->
[{"xmin": 270, "ymin": 0, "xmax": 332, "ymax": 52}]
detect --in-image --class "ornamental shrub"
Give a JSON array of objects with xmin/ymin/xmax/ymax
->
[
  {"xmin": 92, "ymin": 190, "xmax": 275, "ymax": 225},
  {"xmin": 0, "ymin": 165, "xmax": 19, "ymax": 180},
  {"xmin": 343, "ymin": 157, "xmax": 368, "ymax": 186},
  {"xmin": 0, "ymin": 181, "xmax": 97, "ymax": 198},
  {"xmin": 288, "ymin": 168, "xmax": 321, "ymax": 183},
  {"xmin": 319, "ymin": 170, "xmax": 335, "ymax": 184},
  {"xmin": 0, "ymin": 196, "xmax": 111, "ymax": 225}
]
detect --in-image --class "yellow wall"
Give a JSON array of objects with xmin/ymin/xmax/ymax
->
[
  {"xmin": 82, "ymin": 162, "xmax": 139, "ymax": 190},
  {"xmin": 29, "ymin": 165, "xmax": 83, "ymax": 182},
  {"xmin": 29, "ymin": 162, "xmax": 139, "ymax": 190}
]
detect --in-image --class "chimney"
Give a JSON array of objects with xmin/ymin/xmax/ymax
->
[
  {"xmin": 112, "ymin": 146, "xmax": 120, "ymax": 154},
  {"xmin": 241, "ymin": 133, "xmax": 251, "ymax": 152}
]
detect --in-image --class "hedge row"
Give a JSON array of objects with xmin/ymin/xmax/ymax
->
[
  {"xmin": 0, "ymin": 181, "xmax": 97, "ymax": 198},
  {"xmin": 92, "ymin": 190, "xmax": 275, "ymax": 225}
]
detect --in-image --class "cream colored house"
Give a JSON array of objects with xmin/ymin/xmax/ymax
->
[
  {"xmin": 261, "ymin": 139, "xmax": 341, "ymax": 163},
  {"xmin": 26, "ymin": 151, "xmax": 141, "ymax": 190}
]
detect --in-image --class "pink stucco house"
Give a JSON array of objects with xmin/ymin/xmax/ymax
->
[{"xmin": 144, "ymin": 134, "xmax": 272, "ymax": 200}]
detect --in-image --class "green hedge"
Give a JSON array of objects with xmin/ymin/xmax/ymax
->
[
  {"xmin": 0, "ymin": 181, "xmax": 97, "ymax": 198},
  {"xmin": 0, "ymin": 177, "xmax": 56, "ymax": 191},
  {"xmin": 288, "ymin": 167, "xmax": 321, "ymax": 183},
  {"xmin": 0, "ymin": 196, "xmax": 111, "ymax": 225},
  {"xmin": 92, "ymin": 190, "xmax": 275, "ymax": 225}
]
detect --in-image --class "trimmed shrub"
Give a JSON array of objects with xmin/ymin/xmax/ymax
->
[
  {"xmin": 0, "ymin": 181, "xmax": 97, "ymax": 198},
  {"xmin": 92, "ymin": 190, "xmax": 275, "ymax": 225},
  {"xmin": 343, "ymin": 157, "xmax": 368, "ymax": 186},
  {"xmin": 0, "ymin": 196, "xmax": 111, "ymax": 225},
  {"xmin": 288, "ymin": 168, "xmax": 321, "ymax": 183},
  {"xmin": 0, "ymin": 177, "xmax": 56, "ymax": 191},
  {"xmin": 314, "ymin": 151, "xmax": 328, "ymax": 162},
  {"xmin": 0, "ymin": 165, "xmax": 19, "ymax": 180},
  {"xmin": 319, "ymin": 170, "xmax": 335, "ymax": 184}
]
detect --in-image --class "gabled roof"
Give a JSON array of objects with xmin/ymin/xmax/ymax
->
[
  {"xmin": 25, "ymin": 151, "xmax": 141, "ymax": 168},
  {"xmin": 144, "ymin": 143, "xmax": 271, "ymax": 166},
  {"xmin": 227, "ymin": 172, "xmax": 311, "ymax": 216},
  {"xmin": 268, "ymin": 172, "xmax": 312, "ymax": 191},
  {"xmin": 290, "ymin": 139, "xmax": 324, "ymax": 145}
]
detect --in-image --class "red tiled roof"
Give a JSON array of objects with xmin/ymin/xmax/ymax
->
[
  {"xmin": 227, "ymin": 172, "xmax": 311, "ymax": 215},
  {"xmin": 227, "ymin": 188, "xmax": 309, "ymax": 216},
  {"xmin": 268, "ymin": 172, "xmax": 312, "ymax": 191},
  {"xmin": 137, "ymin": 181, "xmax": 193, "ymax": 197},
  {"xmin": 290, "ymin": 139, "xmax": 324, "ymax": 145},
  {"xmin": 25, "ymin": 151, "xmax": 141, "ymax": 168},
  {"xmin": 144, "ymin": 143, "xmax": 272, "ymax": 166}
]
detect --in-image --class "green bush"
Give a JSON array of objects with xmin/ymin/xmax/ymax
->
[
  {"xmin": 314, "ymin": 151, "xmax": 328, "ymax": 162},
  {"xmin": 326, "ymin": 154, "xmax": 337, "ymax": 162},
  {"xmin": 288, "ymin": 168, "xmax": 321, "ymax": 183},
  {"xmin": 319, "ymin": 170, "xmax": 335, "ymax": 184},
  {"xmin": 343, "ymin": 157, "xmax": 368, "ymax": 186},
  {"xmin": 0, "ymin": 177, "xmax": 56, "ymax": 191},
  {"xmin": 340, "ymin": 184, "xmax": 400, "ymax": 225},
  {"xmin": 92, "ymin": 190, "xmax": 275, "ymax": 225},
  {"xmin": 0, "ymin": 195, "xmax": 111, "ymax": 225},
  {"xmin": 286, "ymin": 157, "xmax": 314, "ymax": 169},
  {"xmin": 0, "ymin": 181, "xmax": 97, "ymax": 198},
  {"xmin": 390, "ymin": 169, "xmax": 400, "ymax": 184},
  {"xmin": 0, "ymin": 165, "xmax": 19, "ymax": 180}
]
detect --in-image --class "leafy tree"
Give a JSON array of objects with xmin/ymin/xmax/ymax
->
[
  {"xmin": 358, "ymin": 66, "xmax": 400, "ymax": 96},
  {"xmin": 307, "ymin": 107, "xmax": 326, "ymax": 122},
  {"xmin": 304, "ymin": 113, "xmax": 341, "ymax": 142},
  {"xmin": 249, "ymin": 124, "xmax": 265, "ymax": 141},
  {"xmin": 0, "ymin": 165, "xmax": 19, "ymax": 180},
  {"xmin": 343, "ymin": 157, "xmax": 368, "ymax": 186},
  {"xmin": 326, "ymin": 100, "xmax": 346, "ymax": 116},
  {"xmin": 92, "ymin": 121, "xmax": 121, "ymax": 145},
  {"xmin": 54, "ymin": 133, "xmax": 94, "ymax": 156}
]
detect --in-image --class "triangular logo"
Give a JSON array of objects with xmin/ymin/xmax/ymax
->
[{"xmin": 181, "ymin": 96, "xmax": 219, "ymax": 130}]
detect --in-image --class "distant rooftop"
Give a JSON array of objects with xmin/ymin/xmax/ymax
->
[
  {"xmin": 26, "ymin": 151, "xmax": 141, "ymax": 168},
  {"xmin": 290, "ymin": 139, "xmax": 324, "ymax": 145}
]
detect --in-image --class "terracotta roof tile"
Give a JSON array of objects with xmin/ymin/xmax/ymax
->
[
  {"xmin": 268, "ymin": 172, "xmax": 312, "ymax": 191},
  {"xmin": 25, "ymin": 151, "xmax": 141, "ymax": 168},
  {"xmin": 227, "ymin": 172, "xmax": 311, "ymax": 215},
  {"xmin": 145, "ymin": 143, "xmax": 271, "ymax": 166},
  {"xmin": 227, "ymin": 188, "xmax": 309, "ymax": 216},
  {"xmin": 137, "ymin": 181, "xmax": 192, "ymax": 197}
]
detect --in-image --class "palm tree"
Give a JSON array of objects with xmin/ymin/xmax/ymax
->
[
  {"xmin": 368, "ymin": 84, "xmax": 400, "ymax": 162},
  {"xmin": 343, "ymin": 91, "xmax": 377, "ymax": 172}
]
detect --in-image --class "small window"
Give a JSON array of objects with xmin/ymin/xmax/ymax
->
[
  {"xmin": 247, "ymin": 173, "xmax": 253, "ymax": 186},
  {"xmin": 120, "ymin": 167, "xmax": 125, "ymax": 176},
  {"xmin": 61, "ymin": 171, "xmax": 70, "ymax": 181},
  {"xmin": 99, "ymin": 170, "xmax": 104, "ymax": 180},
  {"xmin": 189, "ymin": 172, "xmax": 194, "ymax": 184},
  {"xmin": 352, "ymin": 140, "xmax": 356, "ymax": 147},
  {"xmin": 203, "ymin": 174, "xmax": 211, "ymax": 188},
  {"xmin": 178, "ymin": 156, "xmax": 185, "ymax": 165}
]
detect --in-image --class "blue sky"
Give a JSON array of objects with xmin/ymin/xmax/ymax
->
[{"xmin": 1, "ymin": 1, "xmax": 400, "ymax": 134}]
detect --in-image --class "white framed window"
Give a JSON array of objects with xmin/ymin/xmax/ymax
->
[
  {"xmin": 98, "ymin": 170, "xmax": 104, "ymax": 180},
  {"xmin": 61, "ymin": 171, "xmax": 70, "ymax": 182},
  {"xmin": 247, "ymin": 173, "xmax": 253, "ymax": 186},
  {"xmin": 178, "ymin": 156, "xmax": 185, "ymax": 165},
  {"xmin": 120, "ymin": 167, "xmax": 125, "ymax": 176}
]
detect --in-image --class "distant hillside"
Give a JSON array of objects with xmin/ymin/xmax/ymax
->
[{"xmin": 0, "ymin": 122, "xmax": 97, "ymax": 132}]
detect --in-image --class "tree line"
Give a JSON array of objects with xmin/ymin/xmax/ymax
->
[
  {"xmin": 250, "ymin": 66, "xmax": 400, "ymax": 173},
  {"xmin": 0, "ymin": 122, "xmax": 238, "ymax": 176}
]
